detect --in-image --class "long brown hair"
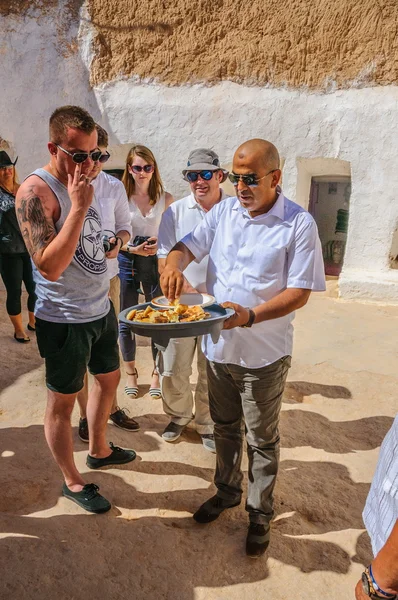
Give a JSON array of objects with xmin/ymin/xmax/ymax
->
[{"xmin": 122, "ymin": 144, "xmax": 164, "ymax": 205}]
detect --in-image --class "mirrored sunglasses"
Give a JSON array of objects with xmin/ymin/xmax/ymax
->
[
  {"xmin": 186, "ymin": 170, "xmax": 215, "ymax": 183},
  {"xmin": 130, "ymin": 164, "xmax": 154, "ymax": 174},
  {"xmin": 56, "ymin": 144, "xmax": 102, "ymax": 164}
]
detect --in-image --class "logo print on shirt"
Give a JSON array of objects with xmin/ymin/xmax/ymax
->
[{"xmin": 74, "ymin": 206, "xmax": 107, "ymax": 274}]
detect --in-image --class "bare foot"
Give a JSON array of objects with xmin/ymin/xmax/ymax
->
[
  {"xmin": 150, "ymin": 371, "xmax": 160, "ymax": 391},
  {"xmin": 126, "ymin": 371, "xmax": 138, "ymax": 390},
  {"xmin": 28, "ymin": 311, "xmax": 36, "ymax": 329}
]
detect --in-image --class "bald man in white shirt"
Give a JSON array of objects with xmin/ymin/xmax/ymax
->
[{"xmin": 161, "ymin": 139, "xmax": 326, "ymax": 558}]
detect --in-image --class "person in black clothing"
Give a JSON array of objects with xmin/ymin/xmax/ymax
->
[{"xmin": 0, "ymin": 151, "xmax": 36, "ymax": 342}]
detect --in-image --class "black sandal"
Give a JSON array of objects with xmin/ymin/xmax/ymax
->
[{"xmin": 14, "ymin": 333, "xmax": 30, "ymax": 344}]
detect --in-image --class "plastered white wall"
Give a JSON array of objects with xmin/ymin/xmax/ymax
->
[
  {"xmin": 0, "ymin": 3, "xmax": 103, "ymax": 173},
  {"xmin": 1, "ymin": 5, "xmax": 397, "ymax": 303}
]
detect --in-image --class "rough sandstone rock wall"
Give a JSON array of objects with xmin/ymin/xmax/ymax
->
[{"xmin": 87, "ymin": 0, "xmax": 398, "ymax": 89}]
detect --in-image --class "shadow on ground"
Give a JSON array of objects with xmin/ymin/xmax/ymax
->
[
  {"xmin": 0, "ymin": 327, "xmax": 43, "ymax": 393},
  {"xmin": 284, "ymin": 381, "xmax": 352, "ymax": 403},
  {"xmin": 280, "ymin": 410, "xmax": 393, "ymax": 453},
  {"xmin": 0, "ymin": 418, "xmax": 376, "ymax": 599}
]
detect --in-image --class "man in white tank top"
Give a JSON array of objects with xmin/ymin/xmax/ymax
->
[
  {"xmin": 15, "ymin": 106, "xmax": 136, "ymax": 514},
  {"xmin": 157, "ymin": 149, "xmax": 229, "ymax": 452}
]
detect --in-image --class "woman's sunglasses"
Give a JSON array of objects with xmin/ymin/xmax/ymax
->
[
  {"xmin": 228, "ymin": 170, "xmax": 277, "ymax": 187},
  {"xmin": 186, "ymin": 170, "xmax": 216, "ymax": 183},
  {"xmin": 56, "ymin": 144, "xmax": 102, "ymax": 164},
  {"xmin": 130, "ymin": 164, "xmax": 154, "ymax": 174}
]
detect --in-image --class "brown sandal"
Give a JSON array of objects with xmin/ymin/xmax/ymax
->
[{"xmin": 125, "ymin": 369, "xmax": 138, "ymax": 398}]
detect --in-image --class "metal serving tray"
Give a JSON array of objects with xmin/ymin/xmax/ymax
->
[{"xmin": 118, "ymin": 302, "xmax": 234, "ymax": 350}]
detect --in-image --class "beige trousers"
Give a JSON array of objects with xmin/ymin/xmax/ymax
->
[{"xmin": 157, "ymin": 336, "xmax": 213, "ymax": 435}]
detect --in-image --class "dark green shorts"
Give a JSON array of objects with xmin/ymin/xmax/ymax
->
[{"xmin": 36, "ymin": 306, "xmax": 120, "ymax": 395}]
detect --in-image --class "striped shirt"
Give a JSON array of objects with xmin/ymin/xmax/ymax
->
[{"xmin": 363, "ymin": 414, "xmax": 398, "ymax": 556}]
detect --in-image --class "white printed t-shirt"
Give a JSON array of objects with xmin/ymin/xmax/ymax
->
[{"xmin": 94, "ymin": 171, "xmax": 132, "ymax": 279}]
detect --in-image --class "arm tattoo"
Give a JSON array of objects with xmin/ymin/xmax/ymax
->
[{"xmin": 17, "ymin": 193, "xmax": 56, "ymax": 261}]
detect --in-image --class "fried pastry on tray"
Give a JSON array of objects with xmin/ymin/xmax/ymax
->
[
  {"xmin": 174, "ymin": 303, "xmax": 189, "ymax": 315},
  {"xmin": 149, "ymin": 312, "xmax": 169, "ymax": 323},
  {"xmin": 126, "ymin": 303, "xmax": 210, "ymax": 323},
  {"xmin": 186, "ymin": 305, "xmax": 204, "ymax": 315},
  {"xmin": 143, "ymin": 305, "xmax": 153, "ymax": 317},
  {"xmin": 180, "ymin": 312, "xmax": 210, "ymax": 322}
]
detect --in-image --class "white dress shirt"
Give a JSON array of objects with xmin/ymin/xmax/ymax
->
[
  {"xmin": 157, "ymin": 190, "xmax": 229, "ymax": 293},
  {"xmin": 363, "ymin": 414, "xmax": 398, "ymax": 556},
  {"xmin": 94, "ymin": 171, "xmax": 132, "ymax": 279},
  {"xmin": 181, "ymin": 187, "xmax": 326, "ymax": 368}
]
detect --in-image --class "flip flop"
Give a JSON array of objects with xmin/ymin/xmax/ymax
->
[{"xmin": 14, "ymin": 333, "xmax": 30, "ymax": 344}]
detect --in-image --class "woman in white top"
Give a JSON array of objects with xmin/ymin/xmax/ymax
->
[{"xmin": 119, "ymin": 145, "xmax": 173, "ymax": 400}]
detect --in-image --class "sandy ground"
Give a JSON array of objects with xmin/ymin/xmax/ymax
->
[{"xmin": 0, "ymin": 286, "xmax": 397, "ymax": 600}]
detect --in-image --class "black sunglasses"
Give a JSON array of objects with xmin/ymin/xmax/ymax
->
[
  {"xmin": 99, "ymin": 151, "xmax": 111, "ymax": 164},
  {"xmin": 186, "ymin": 170, "xmax": 217, "ymax": 183},
  {"xmin": 228, "ymin": 169, "xmax": 277, "ymax": 187},
  {"xmin": 56, "ymin": 144, "xmax": 102, "ymax": 164}
]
